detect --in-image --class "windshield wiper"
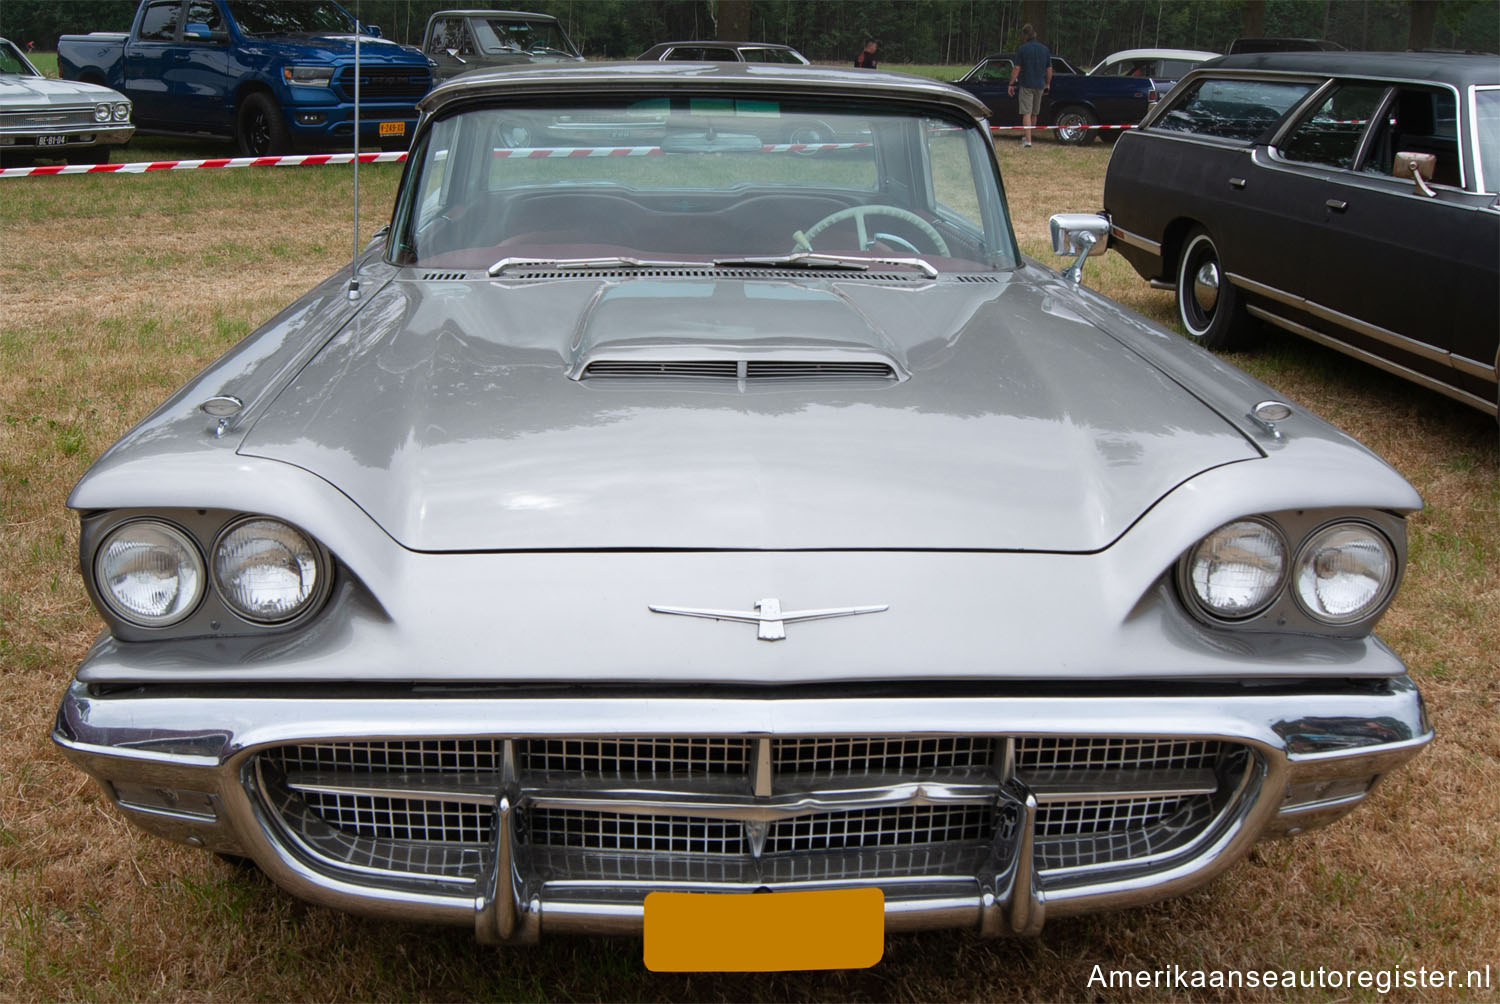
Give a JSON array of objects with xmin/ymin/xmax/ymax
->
[
  {"xmin": 488, "ymin": 255, "xmax": 704, "ymax": 276},
  {"xmin": 713, "ymin": 252, "xmax": 938, "ymax": 279}
]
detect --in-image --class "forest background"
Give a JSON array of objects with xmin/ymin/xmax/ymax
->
[{"xmin": 2, "ymin": 0, "xmax": 1495, "ymax": 69}]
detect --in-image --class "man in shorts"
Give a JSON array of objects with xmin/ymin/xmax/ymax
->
[{"xmin": 1007, "ymin": 24, "xmax": 1052, "ymax": 147}]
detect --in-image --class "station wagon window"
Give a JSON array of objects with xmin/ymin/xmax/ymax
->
[
  {"xmin": 741, "ymin": 48, "xmax": 803, "ymax": 64},
  {"xmin": 138, "ymin": 0, "xmax": 182, "ymax": 42},
  {"xmin": 1359, "ymin": 86, "xmax": 1461, "ymax": 187},
  {"xmin": 1156, "ymin": 78, "xmax": 1314, "ymax": 142},
  {"xmin": 1476, "ymin": 88, "xmax": 1499, "ymax": 194},
  {"xmin": 1279, "ymin": 83, "xmax": 1387, "ymax": 170},
  {"xmin": 666, "ymin": 47, "xmax": 737, "ymax": 61},
  {"xmin": 394, "ymin": 99, "xmax": 1013, "ymax": 271}
]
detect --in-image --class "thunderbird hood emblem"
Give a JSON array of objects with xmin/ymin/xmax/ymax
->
[{"xmin": 648, "ymin": 597, "xmax": 888, "ymax": 641}]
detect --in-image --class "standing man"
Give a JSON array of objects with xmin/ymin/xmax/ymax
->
[
  {"xmin": 855, "ymin": 40, "xmax": 878, "ymax": 69},
  {"xmin": 1007, "ymin": 24, "xmax": 1052, "ymax": 147}
]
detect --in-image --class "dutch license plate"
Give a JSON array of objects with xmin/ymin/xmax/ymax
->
[
  {"xmin": 36, "ymin": 135, "xmax": 68, "ymax": 147},
  {"xmin": 643, "ymin": 888, "xmax": 883, "ymax": 972},
  {"xmin": 378, "ymin": 121, "xmax": 404, "ymax": 137}
]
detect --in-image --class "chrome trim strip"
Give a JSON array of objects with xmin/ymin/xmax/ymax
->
[
  {"xmin": 1250, "ymin": 144, "xmax": 1487, "ymax": 207},
  {"xmin": 1452, "ymin": 352, "xmax": 1498, "ymax": 381},
  {"xmin": 1245, "ymin": 305, "xmax": 1496, "ymax": 415},
  {"xmin": 1109, "ymin": 224, "xmax": 1162, "ymax": 255},
  {"xmin": 1228, "ymin": 271, "xmax": 1454, "ymax": 366}
]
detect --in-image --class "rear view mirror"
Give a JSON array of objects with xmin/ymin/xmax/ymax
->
[{"xmin": 1395, "ymin": 151, "xmax": 1437, "ymax": 197}]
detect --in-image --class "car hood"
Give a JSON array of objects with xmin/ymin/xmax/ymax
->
[
  {"xmin": 239, "ymin": 273, "xmax": 1260, "ymax": 552},
  {"xmin": 244, "ymin": 34, "xmax": 423, "ymax": 62},
  {"xmin": 0, "ymin": 73, "xmax": 122, "ymax": 105}
]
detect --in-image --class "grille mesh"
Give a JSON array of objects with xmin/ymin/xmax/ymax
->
[
  {"xmin": 774, "ymin": 736, "xmax": 992, "ymax": 776},
  {"xmin": 1017, "ymin": 737, "xmax": 1222, "ymax": 773},
  {"xmin": 764, "ymin": 805, "xmax": 993, "ymax": 854},
  {"xmin": 299, "ymin": 790, "xmax": 492, "ymax": 844},
  {"xmin": 270, "ymin": 740, "xmax": 503, "ymax": 774},
  {"xmin": 1035, "ymin": 795, "xmax": 1189, "ymax": 838},
  {"xmin": 529, "ymin": 808, "xmax": 746, "ymax": 855},
  {"xmin": 519, "ymin": 737, "xmax": 751, "ymax": 778}
]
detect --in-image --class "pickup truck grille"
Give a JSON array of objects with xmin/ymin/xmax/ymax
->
[
  {"xmin": 332, "ymin": 66, "xmax": 432, "ymax": 102},
  {"xmin": 254, "ymin": 734, "xmax": 1256, "ymax": 896}
]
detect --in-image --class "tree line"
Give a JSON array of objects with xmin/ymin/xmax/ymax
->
[{"xmin": 2, "ymin": 0, "xmax": 1493, "ymax": 67}]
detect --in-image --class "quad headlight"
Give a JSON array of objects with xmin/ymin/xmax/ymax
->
[
  {"xmin": 94, "ymin": 520, "xmax": 205, "ymax": 627},
  {"xmin": 212, "ymin": 517, "xmax": 325, "ymax": 623},
  {"xmin": 112, "ymin": 102, "xmax": 131, "ymax": 122},
  {"xmin": 1292, "ymin": 522, "xmax": 1396, "ymax": 625},
  {"xmin": 93, "ymin": 103, "xmax": 111, "ymax": 123},
  {"xmin": 1182, "ymin": 518, "xmax": 1287, "ymax": 620}
]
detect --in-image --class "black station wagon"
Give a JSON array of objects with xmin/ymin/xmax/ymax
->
[{"xmin": 1104, "ymin": 52, "xmax": 1499, "ymax": 417}]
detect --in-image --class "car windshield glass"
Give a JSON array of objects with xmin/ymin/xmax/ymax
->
[
  {"xmin": 476, "ymin": 18, "xmax": 576, "ymax": 57},
  {"xmin": 391, "ymin": 97, "xmax": 1015, "ymax": 272},
  {"xmin": 1475, "ymin": 87, "xmax": 1500, "ymax": 194},
  {"xmin": 1158, "ymin": 78, "xmax": 1314, "ymax": 142},
  {"xmin": 0, "ymin": 41, "xmax": 38, "ymax": 75},
  {"xmin": 228, "ymin": 0, "xmax": 355, "ymax": 35}
]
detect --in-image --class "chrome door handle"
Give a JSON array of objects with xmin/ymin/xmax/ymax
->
[
  {"xmin": 1325, "ymin": 199, "xmax": 1349, "ymax": 212},
  {"xmin": 1228, "ymin": 177, "xmax": 1247, "ymax": 189}
]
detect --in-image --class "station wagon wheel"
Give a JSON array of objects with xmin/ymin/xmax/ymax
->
[
  {"xmin": 795, "ymin": 205, "xmax": 951, "ymax": 256},
  {"xmin": 236, "ymin": 92, "xmax": 290, "ymax": 157},
  {"xmin": 1052, "ymin": 105, "xmax": 1098, "ymax": 145},
  {"xmin": 1176, "ymin": 227, "xmax": 1257, "ymax": 350}
]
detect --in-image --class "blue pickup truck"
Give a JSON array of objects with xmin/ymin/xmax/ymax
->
[
  {"xmin": 955, "ymin": 52, "xmax": 1158, "ymax": 145},
  {"xmin": 58, "ymin": 0, "xmax": 433, "ymax": 156}
]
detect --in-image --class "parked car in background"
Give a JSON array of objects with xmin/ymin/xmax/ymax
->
[
  {"xmin": 637, "ymin": 41, "xmax": 809, "ymax": 64},
  {"xmin": 57, "ymin": 0, "xmax": 433, "ymax": 156},
  {"xmin": 1104, "ymin": 51, "xmax": 1499, "ymax": 416},
  {"xmin": 0, "ymin": 35, "xmax": 133, "ymax": 165},
  {"xmin": 423, "ymin": 9, "xmax": 582, "ymax": 82},
  {"xmin": 1227, "ymin": 37, "xmax": 1346, "ymax": 54},
  {"xmin": 1089, "ymin": 47, "xmax": 1218, "ymax": 95},
  {"xmin": 956, "ymin": 51, "xmax": 1156, "ymax": 143},
  {"xmin": 53, "ymin": 62, "xmax": 1429, "ymax": 956}
]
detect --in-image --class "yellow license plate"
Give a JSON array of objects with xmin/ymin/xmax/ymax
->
[
  {"xmin": 378, "ymin": 121, "xmax": 405, "ymax": 137},
  {"xmin": 644, "ymin": 888, "xmax": 883, "ymax": 972}
]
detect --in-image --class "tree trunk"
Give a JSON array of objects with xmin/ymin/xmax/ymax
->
[
  {"xmin": 1407, "ymin": 0, "xmax": 1437, "ymax": 50},
  {"xmin": 1241, "ymin": 0, "xmax": 1265, "ymax": 37},
  {"xmin": 1022, "ymin": 0, "xmax": 1047, "ymax": 45},
  {"xmin": 715, "ymin": 0, "xmax": 750, "ymax": 42}
]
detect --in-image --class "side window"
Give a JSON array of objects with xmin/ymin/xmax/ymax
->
[
  {"xmin": 978, "ymin": 59, "xmax": 1013, "ymax": 81},
  {"xmin": 1279, "ymin": 83, "xmax": 1388, "ymax": 170},
  {"xmin": 1360, "ymin": 86, "xmax": 1462, "ymax": 188},
  {"xmin": 183, "ymin": 1, "xmax": 224, "ymax": 40},
  {"xmin": 927, "ymin": 119, "xmax": 982, "ymax": 230},
  {"xmin": 741, "ymin": 48, "xmax": 771, "ymax": 63},
  {"xmin": 1156, "ymin": 78, "xmax": 1314, "ymax": 142},
  {"xmin": 138, "ymin": 1, "xmax": 183, "ymax": 42},
  {"xmin": 426, "ymin": 18, "xmax": 451, "ymax": 53},
  {"xmin": 1475, "ymin": 88, "xmax": 1499, "ymax": 195},
  {"xmin": 665, "ymin": 47, "xmax": 703, "ymax": 61}
]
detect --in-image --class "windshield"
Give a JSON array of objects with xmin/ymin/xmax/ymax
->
[
  {"xmin": 475, "ymin": 18, "xmax": 577, "ymax": 57},
  {"xmin": 228, "ymin": 0, "xmax": 356, "ymax": 35},
  {"xmin": 0, "ymin": 40, "xmax": 39, "ymax": 75},
  {"xmin": 391, "ymin": 97, "xmax": 1015, "ymax": 272}
]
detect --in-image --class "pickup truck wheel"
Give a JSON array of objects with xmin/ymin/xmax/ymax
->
[
  {"xmin": 1053, "ymin": 105, "xmax": 1098, "ymax": 146},
  {"xmin": 237, "ymin": 93, "xmax": 290, "ymax": 157},
  {"xmin": 1176, "ymin": 227, "xmax": 1258, "ymax": 350}
]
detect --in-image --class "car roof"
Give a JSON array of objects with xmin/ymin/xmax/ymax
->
[
  {"xmin": 646, "ymin": 41, "xmax": 798, "ymax": 49},
  {"xmin": 421, "ymin": 61, "xmax": 991, "ymax": 121},
  {"xmin": 1206, "ymin": 50, "xmax": 1499, "ymax": 88},
  {"xmin": 1095, "ymin": 48, "xmax": 1219, "ymax": 62},
  {"xmin": 429, "ymin": 9, "xmax": 561, "ymax": 19}
]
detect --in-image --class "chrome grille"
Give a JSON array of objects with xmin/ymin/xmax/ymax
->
[
  {"xmin": 1018, "ymin": 737, "xmax": 1223, "ymax": 772},
  {"xmin": 518, "ymin": 737, "xmax": 750, "ymax": 777},
  {"xmin": 529, "ymin": 809, "xmax": 746, "ymax": 855},
  {"xmin": 1035, "ymin": 794, "xmax": 1189, "ymax": 837},
  {"xmin": 764, "ymin": 805, "xmax": 993, "ymax": 854},
  {"xmin": 774, "ymin": 736, "xmax": 992, "ymax": 776},
  {"xmin": 270, "ymin": 739, "xmax": 503, "ymax": 774},
  {"xmin": 0, "ymin": 108, "xmax": 96, "ymax": 129},
  {"xmin": 299, "ymin": 789, "xmax": 492, "ymax": 844}
]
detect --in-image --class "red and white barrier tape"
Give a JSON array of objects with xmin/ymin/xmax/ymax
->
[
  {"xmin": 990, "ymin": 123, "xmax": 1136, "ymax": 132},
  {"xmin": 0, "ymin": 149, "xmax": 407, "ymax": 179}
]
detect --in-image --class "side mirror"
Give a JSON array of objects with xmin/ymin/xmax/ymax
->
[
  {"xmin": 1049, "ymin": 212, "xmax": 1109, "ymax": 283},
  {"xmin": 1395, "ymin": 151, "xmax": 1437, "ymax": 197},
  {"xmin": 363, "ymin": 24, "xmax": 382, "ymax": 38}
]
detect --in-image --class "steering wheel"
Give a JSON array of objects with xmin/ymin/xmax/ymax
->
[{"xmin": 794, "ymin": 205, "xmax": 951, "ymax": 256}]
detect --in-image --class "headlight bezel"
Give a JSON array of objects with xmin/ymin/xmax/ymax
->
[
  {"xmin": 1174, "ymin": 508, "xmax": 1406, "ymax": 637},
  {"xmin": 82, "ymin": 508, "xmax": 335, "ymax": 641},
  {"xmin": 112, "ymin": 101, "xmax": 132, "ymax": 122},
  {"xmin": 93, "ymin": 103, "xmax": 111, "ymax": 123}
]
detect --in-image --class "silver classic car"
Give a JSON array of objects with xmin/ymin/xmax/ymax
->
[
  {"xmin": 54, "ymin": 63, "xmax": 1429, "ymax": 963},
  {"xmin": 0, "ymin": 36, "xmax": 133, "ymax": 165}
]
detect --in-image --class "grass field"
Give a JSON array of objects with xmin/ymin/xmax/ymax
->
[{"xmin": 1, "ymin": 119, "xmax": 1497, "ymax": 1002}]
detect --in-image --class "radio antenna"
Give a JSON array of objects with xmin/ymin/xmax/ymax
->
[{"xmin": 347, "ymin": 1, "xmax": 362, "ymax": 301}]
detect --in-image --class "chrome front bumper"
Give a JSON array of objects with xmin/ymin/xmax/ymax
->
[{"xmin": 53, "ymin": 677, "xmax": 1429, "ymax": 941}]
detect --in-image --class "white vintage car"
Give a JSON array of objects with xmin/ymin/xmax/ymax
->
[
  {"xmin": 53, "ymin": 62, "xmax": 1428, "ymax": 967},
  {"xmin": 0, "ymin": 36, "xmax": 133, "ymax": 165}
]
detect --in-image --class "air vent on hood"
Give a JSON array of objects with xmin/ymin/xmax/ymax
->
[
  {"xmin": 505, "ymin": 268, "xmax": 921, "ymax": 282},
  {"xmin": 581, "ymin": 359, "xmax": 899, "ymax": 382}
]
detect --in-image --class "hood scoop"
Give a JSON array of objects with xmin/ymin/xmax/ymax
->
[
  {"xmin": 505, "ymin": 267, "xmax": 921, "ymax": 282},
  {"xmin": 578, "ymin": 357, "xmax": 901, "ymax": 383}
]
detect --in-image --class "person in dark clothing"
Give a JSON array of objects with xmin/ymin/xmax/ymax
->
[
  {"xmin": 1006, "ymin": 24, "xmax": 1052, "ymax": 146},
  {"xmin": 855, "ymin": 40, "xmax": 878, "ymax": 69}
]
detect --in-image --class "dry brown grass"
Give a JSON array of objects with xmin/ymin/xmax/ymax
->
[{"xmin": 2, "ymin": 143, "xmax": 1497, "ymax": 1002}]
